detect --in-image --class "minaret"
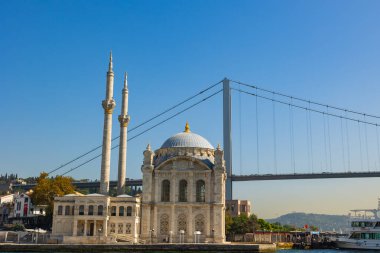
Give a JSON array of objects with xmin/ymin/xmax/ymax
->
[
  {"xmin": 100, "ymin": 52, "xmax": 116, "ymax": 195},
  {"xmin": 117, "ymin": 72, "xmax": 130, "ymax": 195}
]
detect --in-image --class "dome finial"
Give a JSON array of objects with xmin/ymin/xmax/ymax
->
[{"xmin": 184, "ymin": 121, "xmax": 190, "ymax": 133}]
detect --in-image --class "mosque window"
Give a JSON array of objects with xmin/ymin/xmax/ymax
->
[
  {"xmin": 65, "ymin": 206, "xmax": 70, "ymax": 215},
  {"xmin": 98, "ymin": 205, "xmax": 103, "ymax": 216},
  {"xmin": 58, "ymin": 206, "xmax": 63, "ymax": 215},
  {"xmin": 177, "ymin": 214, "xmax": 187, "ymax": 233},
  {"xmin": 160, "ymin": 214, "xmax": 169, "ymax": 235},
  {"xmin": 179, "ymin": 180, "xmax": 188, "ymax": 202},
  {"xmin": 195, "ymin": 214, "xmax": 205, "ymax": 233},
  {"xmin": 79, "ymin": 205, "xmax": 84, "ymax": 215},
  {"xmin": 71, "ymin": 206, "xmax": 74, "ymax": 215},
  {"xmin": 126, "ymin": 223, "xmax": 131, "ymax": 234},
  {"xmin": 119, "ymin": 206, "xmax": 124, "ymax": 216},
  {"xmin": 126, "ymin": 206, "xmax": 132, "ymax": 216},
  {"xmin": 118, "ymin": 223, "xmax": 123, "ymax": 234},
  {"xmin": 110, "ymin": 223, "xmax": 115, "ymax": 234},
  {"xmin": 88, "ymin": 205, "xmax": 94, "ymax": 215},
  {"xmin": 111, "ymin": 206, "xmax": 116, "ymax": 216},
  {"xmin": 196, "ymin": 180, "xmax": 206, "ymax": 202},
  {"xmin": 161, "ymin": 180, "xmax": 170, "ymax": 202}
]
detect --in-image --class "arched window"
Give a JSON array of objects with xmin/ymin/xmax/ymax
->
[
  {"xmin": 119, "ymin": 206, "xmax": 124, "ymax": 216},
  {"xmin": 126, "ymin": 223, "xmax": 131, "ymax": 234},
  {"xmin": 195, "ymin": 214, "xmax": 205, "ymax": 233},
  {"xmin": 179, "ymin": 180, "xmax": 187, "ymax": 202},
  {"xmin": 126, "ymin": 206, "xmax": 132, "ymax": 216},
  {"xmin": 98, "ymin": 205, "xmax": 103, "ymax": 216},
  {"xmin": 111, "ymin": 206, "xmax": 116, "ymax": 216},
  {"xmin": 58, "ymin": 206, "xmax": 63, "ymax": 215},
  {"xmin": 160, "ymin": 214, "xmax": 169, "ymax": 235},
  {"xmin": 64, "ymin": 206, "xmax": 70, "ymax": 215},
  {"xmin": 88, "ymin": 205, "xmax": 94, "ymax": 215},
  {"xmin": 177, "ymin": 214, "xmax": 187, "ymax": 232},
  {"xmin": 161, "ymin": 180, "xmax": 170, "ymax": 202},
  {"xmin": 196, "ymin": 180, "xmax": 206, "ymax": 202},
  {"xmin": 79, "ymin": 205, "xmax": 84, "ymax": 215}
]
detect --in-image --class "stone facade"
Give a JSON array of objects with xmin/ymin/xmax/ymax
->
[
  {"xmin": 52, "ymin": 193, "xmax": 140, "ymax": 244},
  {"xmin": 140, "ymin": 125, "xmax": 226, "ymax": 243}
]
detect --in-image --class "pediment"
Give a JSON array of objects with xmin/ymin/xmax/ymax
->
[{"xmin": 155, "ymin": 156, "xmax": 212, "ymax": 171}]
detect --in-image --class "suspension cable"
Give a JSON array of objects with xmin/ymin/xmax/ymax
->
[
  {"xmin": 305, "ymin": 109, "xmax": 311, "ymax": 173},
  {"xmin": 326, "ymin": 107, "xmax": 333, "ymax": 172},
  {"xmin": 323, "ymin": 113, "xmax": 328, "ymax": 172},
  {"xmin": 272, "ymin": 93, "xmax": 278, "ymax": 174},
  {"xmin": 340, "ymin": 117, "xmax": 346, "ymax": 172},
  {"xmin": 364, "ymin": 115, "xmax": 370, "ymax": 171},
  {"xmin": 60, "ymin": 89, "xmax": 223, "ymax": 176},
  {"xmin": 358, "ymin": 121, "xmax": 364, "ymax": 172},
  {"xmin": 308, "ymin": 103, "xmax": 314, "ymax": 173},
  {"xmin": 48, "ymin": 80, "xmax": 222, "ymax": 175},
  {"xmin": 345, "ymin": 112, "xmax": 351, "ymax": 172},
  {"xmin": 289, "ymin": 100, "xmax": 295, "ymax": 173},
  {"xmin": 231, "ymin": 80, "xmax": 380, "ymax": 120},
  {"xmin": 255, "ymin": 88, "xmax": 260, "ymax": 174},
  {"xmin": 376, "ymin": 126, "xmax": 380, "ymax": 171},
  {"xmin": 231, "ymin": 88, "xmax": 380, "ymax": 127}
]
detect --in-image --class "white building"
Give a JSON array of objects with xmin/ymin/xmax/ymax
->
[
  {"xmin": 52, "ymin": 193, "xmax": 140, "ymax": 243},
  {"xmin": 140, "ymin": 123, "xmax": 226, "ymax": 243}
]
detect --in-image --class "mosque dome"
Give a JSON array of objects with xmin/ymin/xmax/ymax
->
[{"xmin": 160, "ymin": 122, "xmax": 214, "ymax": 149}]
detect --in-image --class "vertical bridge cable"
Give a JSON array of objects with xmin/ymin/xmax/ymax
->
[
  {"xmin": 340, "ymin": 117, "xmax": 346, "ymax": 172},
  {"xmin": 308, "ymin": 103, "xmax": 314, "ymax": 173},
  {"xmin": 345, "ymin": 111, "xmax": 351, "ymax": 172},
  {"xmin": 376, "ymin": 125, "xmax": 380, "ymax": 171},
  {"xmin": 358, "ymin": 121, "xmax": 364, "ymax": 172},
  {"xmin": 289, "ymin": 99, "xmax": 295, "ymax": 174},
  {"xmin": 255, "ymin": 88, "xmax": 260, "ymax": 174},
  {"xmin": 326, "ymin": 107, "xmax": 333, "ymax": 172},
  {"xmin": 323, "ymin": 113, "xmax": 328, "ymax": 172},
  {"xmin": 239, "ymin": 83, "xmax": 243, "ymax": 175},
  {"xmin": 272, "ymin": 93, "xmax": 278, "ymax": 174},
  {"xmin": 305, "ymin": 109, "xmax": 311, "ymax": 173},
  {"xmin": 364, "ymin": 115, "xmax": 370, "ymax": 171}
]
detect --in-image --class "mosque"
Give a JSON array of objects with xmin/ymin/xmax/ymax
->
[{"xmin": 51, "ymin": 55, "xmax": 226, "ymax": 244}]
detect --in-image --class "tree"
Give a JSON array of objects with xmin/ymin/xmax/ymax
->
[
  {"xmin": 30, "ymin": 172, "xmax": 75, "ymax": 228},
  {"xmin": 225, "ymin": 211, "xmax": 233, "ymax": 235}
]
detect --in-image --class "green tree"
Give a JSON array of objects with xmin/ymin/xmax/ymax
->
[
  {"xmin": 225, "ymin": 211, "xmax": 233, "ymax": 235},
  {"xmin": 30, "ymin": 172, "xmax": 75, "ymax": 228}
]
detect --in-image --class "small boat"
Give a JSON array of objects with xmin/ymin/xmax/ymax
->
[{"xmin": 335, "ymin": 198, "xmax": 380, "ymax": 250}]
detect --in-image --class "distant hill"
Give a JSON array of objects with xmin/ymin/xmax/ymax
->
[{"xmin": 267, "ymin": 212, "xmax": 349, "ymax": 231}]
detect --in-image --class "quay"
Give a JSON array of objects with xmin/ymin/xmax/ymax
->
[{"xmin": 0, "ymin": 243, "xmax": 276, "ymax": 252}]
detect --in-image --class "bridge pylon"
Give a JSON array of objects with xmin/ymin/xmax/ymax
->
[{"xmin": 223, "ymin": 78, "xmax": 233, "ymax": 200}]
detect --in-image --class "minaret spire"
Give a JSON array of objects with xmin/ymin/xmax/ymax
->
[
  {"xmin": 100, "ymin": 53, "xmax": 116, "ymax": 195},
  {"xmin": 108, "ymin": 51, "xmax": 113, "ymax": 72},
  {"xmin": 117, "ymin": 71, "xmax": 130, "ymax": 195},
  {"xmin": 124, "ymin": 72, "xmax": 128, "ymax": 89}
]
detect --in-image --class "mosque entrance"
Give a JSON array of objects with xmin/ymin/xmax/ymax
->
[{"xmin": 89, "ymin": 223, "xmax": 95, "ymax": 236}]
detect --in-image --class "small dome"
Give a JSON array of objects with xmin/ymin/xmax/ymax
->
[{"xmin": 161, "ymin": 122, "xmax": 214, "ymax": 149}]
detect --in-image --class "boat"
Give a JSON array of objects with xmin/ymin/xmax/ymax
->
[{"xmin": 335, "ymin": 198, "xmax": 380, "ymax": 250}]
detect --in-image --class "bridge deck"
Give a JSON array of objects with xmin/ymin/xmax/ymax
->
[{"xmin": 12, "ymin": 171, "xmax": 380, "ymax": 191}]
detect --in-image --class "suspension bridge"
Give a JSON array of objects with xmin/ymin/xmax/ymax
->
[{"xmin": 14, "ymin": 78, "xmax": 380, "ymax": 200}]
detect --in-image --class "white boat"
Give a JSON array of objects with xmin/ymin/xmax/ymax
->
[{"xmin": 335, "ymin": 198, "xmax": 380, "ymax": 250}]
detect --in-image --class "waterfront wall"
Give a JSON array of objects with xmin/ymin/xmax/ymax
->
[{"xmin": 0, "ymin": 243, "xmax": 276, "ymax": 252}]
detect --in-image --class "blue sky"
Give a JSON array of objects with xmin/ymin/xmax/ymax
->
[{"xmin": 1, "ymin": 0, "xmax": 380, "ymax": 219}]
